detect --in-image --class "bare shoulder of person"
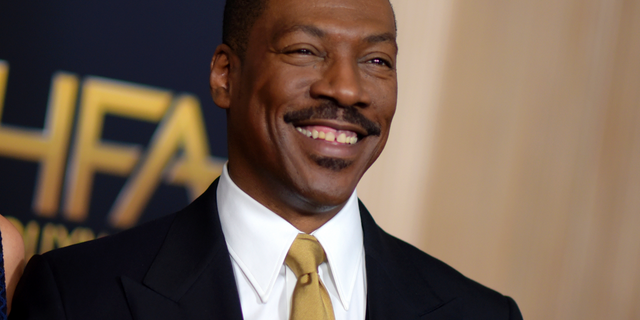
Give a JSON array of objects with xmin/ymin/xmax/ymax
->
[{"xmin": 0, "ymin": 215, "xmax": 25, "ymax": 314}]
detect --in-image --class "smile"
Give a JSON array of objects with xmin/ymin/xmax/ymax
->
[{"xmin": 295, "ymin": 125, "xmax": 358, "ymax": 145}]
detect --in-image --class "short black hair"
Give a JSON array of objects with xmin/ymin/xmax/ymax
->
[
  {"xmin": 222, "ymin": 0, "xmax": 269, "ymax": 60},
  {"xmin": 221, "ymin": 0, "xmax": 396, "ymax": 60}
]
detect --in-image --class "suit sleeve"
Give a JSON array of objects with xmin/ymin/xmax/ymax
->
[
  {"xmin": 506, "ymin": 296, "xmax": 523, "ymax": 320},
  {"xmin": 9, "ymin": 254, "xmax": 67, "ymax": 320}
]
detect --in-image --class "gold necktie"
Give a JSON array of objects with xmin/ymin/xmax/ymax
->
[{"xmin": 285, "ymin": 234, "xmax": 335, "ymax": 320}]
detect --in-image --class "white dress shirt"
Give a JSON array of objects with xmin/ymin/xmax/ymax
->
[{"xmin": 217, "ymin": 164, "xmax": 367, "ymax": 320}]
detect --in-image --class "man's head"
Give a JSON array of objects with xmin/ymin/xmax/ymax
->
[{"xmin": 211, "ymin": 0, "xmax": 398, "ymax": 231}]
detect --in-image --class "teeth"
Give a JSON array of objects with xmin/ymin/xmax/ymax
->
[
  {"xmin": 295, "ymin": 127, "xmax": 357, "ymax": 145},
  {"xmin": 325, "ymin": 132, "xmax": 335, "ymax": 142}
]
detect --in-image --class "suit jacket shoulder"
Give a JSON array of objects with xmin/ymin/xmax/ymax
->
[
  {"xmin": 359, "ymin": 201, "xmax": 523, "ymax": 320},
  {"xmin": 10, "ymin": 180, "xmax": 243, "ymax": 320},
  {"xmin": 10, "ymin": 209, "xmax": 177, "ymax": 320}
]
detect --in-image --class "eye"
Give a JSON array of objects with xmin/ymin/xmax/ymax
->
[
  {"xmin": 284, "ymin": 47, "xmax": 316, "ymax": 56},
  {"xmin": 279, "ymin": 45, "xmax": 323, "ymax": 66},
  {"xmin": 293, "ymin": 48, "xmax": 313, "ymax": 55},
  {"xmin": 367, "ymin": 57, "xmax": 392, "ymax": 68}
]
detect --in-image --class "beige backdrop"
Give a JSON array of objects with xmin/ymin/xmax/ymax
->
[{"xmin": 358, "ymin": 0, "xmax": 640, "ymax": 319}]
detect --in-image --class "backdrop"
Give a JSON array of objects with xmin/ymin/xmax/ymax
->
[
  {"xmin": 0, "ymin": 0, "xmax": 227, "ymax": 257},
  {"xmin": 2, "ymin": 1, "xmax": 639, "ymax": 320},
  {"xmin": 359, "ymin": 1, "xmax": 640, "ymax": 319}
]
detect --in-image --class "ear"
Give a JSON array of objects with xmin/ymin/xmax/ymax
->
[{"xmin": 210, "ymin": 44, "xmax": 239, "ymax": 109}]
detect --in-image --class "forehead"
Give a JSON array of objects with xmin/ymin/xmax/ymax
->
[{"xmin": 259, "ymin": 0, "xmax": 396, "ymax": 40}]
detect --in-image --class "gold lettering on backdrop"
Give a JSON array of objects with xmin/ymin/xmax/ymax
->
[
  {"xmin": 39, "ymin": 223, "xmax": 95, "ymax": 253},
  {"xmin": 164, "ymin": 96, "xmax": 225, "ymax": 199},
  {"xmin": 109, "ymin": 95, "xmax": 224, "ymax": 229},
  {"xmin": 1, "ymin": 64, "xmax": 225, "ymax": 233},
  {"xmin": 0, "ymin": 61, "xmax": 79, "ymax": 217},
  {"xmin": 8, "ymin": 218, "xmax": 107, "ymax": 260},
  {"xmin": 0, "ymin": 61, "xmax": 6, "ymax": 106},
  {"xmin": 63, "ymin": 77, "xmax": 172, "ymax": 222}
]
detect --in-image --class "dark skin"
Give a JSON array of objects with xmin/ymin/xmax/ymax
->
[{"xmin": 210, "ymin": 0, "xmax": 397, "ymax": 233}]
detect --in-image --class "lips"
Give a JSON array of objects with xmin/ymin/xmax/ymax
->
[
  {"xmin": 283, "ymin": 102, "xmax": 382, "ymax": 137},
  {"xmin": 296, "ymin": 125, "xmax": 358, "ymax": 144},
  {"xmin": 292, "ymin": 123, "xmax": 360, "ymax": 170}
]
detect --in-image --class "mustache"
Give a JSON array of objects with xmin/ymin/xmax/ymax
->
[{"xmin": 282, "ymin": 101, "xmax": 381, "ymax": 136}]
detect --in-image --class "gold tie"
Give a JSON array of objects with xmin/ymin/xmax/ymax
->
[{"xmin": 285, "ymin": 234, "xmax": 335, "ymax": 320}]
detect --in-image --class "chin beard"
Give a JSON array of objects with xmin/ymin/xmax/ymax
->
[{"xmin": 311, "ymin": 156, "xmax": 353, "ymax": 171}]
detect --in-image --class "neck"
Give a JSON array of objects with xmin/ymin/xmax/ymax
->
[
  {"xmin": 225, "ymin": 164, "xmax": 348, "ymax": 233},
  {"xmin": 272, "ymin": 205, "xmax": 344, "ymax": 234},
  {"xmin": 235, "ymin": 182, "xmax": 346, "ymax": 233}
]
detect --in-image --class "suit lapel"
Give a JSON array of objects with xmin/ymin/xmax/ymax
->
[
  {"xmin": 360, "ymin": 201, "xmax": 461, "ymax": 320},
  {"xmin": 121, "ymin": 276, "xmax": 182, "ymax": 320},
  {"xmin": 121, "ymin": 183, "xmax": 461, "ymax": 320},
  {"xmin": 122, "ymin": 179, "xmax": 244, "ymax": 320}
]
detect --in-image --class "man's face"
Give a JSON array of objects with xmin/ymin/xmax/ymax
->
[{"xmin": 221, "ymin": 0, "xmax": 397, "ymax": 218}]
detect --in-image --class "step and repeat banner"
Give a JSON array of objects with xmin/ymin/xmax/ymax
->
[{"xmin": 0, "ymin": 0, "xmax": 228, "ymax": 259}]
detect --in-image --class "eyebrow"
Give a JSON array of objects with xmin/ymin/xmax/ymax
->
[
  {"xmin": 274, "ymin": 25, "xmax": 397, "ymax": 50},
  {"xmin": 365, "ymin": 33, "xmax": 396, "ymax": 44},
  {"xmin": 273, "ymin": 24, "xmax": 326, "ymax": 41},
  {"xmin": 365, "ymin": 32, "xmax": 398, "ymax": 51}
]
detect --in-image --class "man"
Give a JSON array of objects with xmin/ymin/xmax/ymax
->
[{"xmin": 10, "ymin": 0, "xmax": 523, "ymax": 319}]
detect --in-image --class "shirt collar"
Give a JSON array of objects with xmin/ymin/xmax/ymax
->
[{"xmin": 216, "ymin": 163, "xmax": 363, "ymax": 309}]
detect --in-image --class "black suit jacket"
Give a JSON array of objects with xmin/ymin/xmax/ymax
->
[{"xmin": 10, "ymin": 179, "xmax": 523, "ymax": 320}]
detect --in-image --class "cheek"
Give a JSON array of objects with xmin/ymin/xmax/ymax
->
[
  {"xmin": 372, "ymin": 96, "xmax": 397, "ymax": 129},
  {"xmin": 366, "ymin": 77, "xmax": 397, "ymax": 116},
  {"xmin": 247, "ymin": 71, "xmax": 313, "ymax": 148},
  {"xmin": 258, "ymin": 66, "xmax": 318, "ymax": 106}
]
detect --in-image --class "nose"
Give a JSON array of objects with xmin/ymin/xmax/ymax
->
[{"xmin": 309, "ymin": 57, "xmax": 371, "ymax": 108}]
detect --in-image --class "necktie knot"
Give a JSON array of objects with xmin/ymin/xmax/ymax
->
[{"xmin": 285, "ymin": 234, "xmax": 326, "ymax": 278}]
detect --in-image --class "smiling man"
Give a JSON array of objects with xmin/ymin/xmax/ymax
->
[
  {"xmin": 212, "ymin": 0, "xmax": 397, "ymax": 235},
  {"xmin": 10, "ymin": 0, "xmax": 522, "ymax": 319}
]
